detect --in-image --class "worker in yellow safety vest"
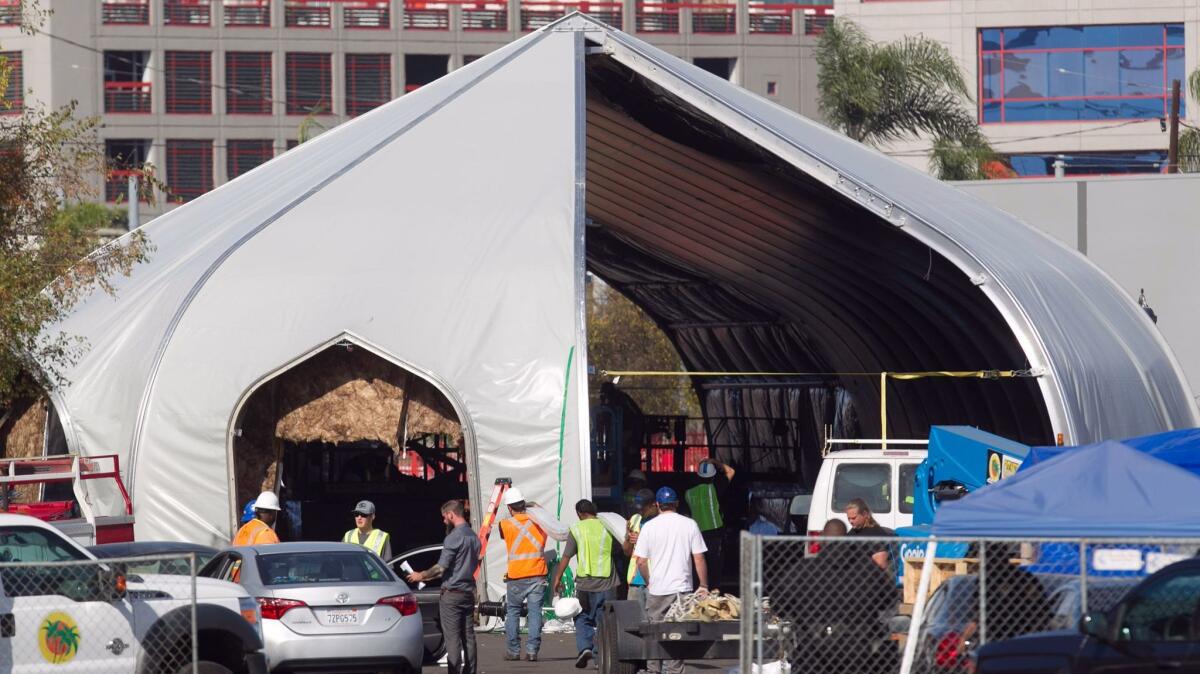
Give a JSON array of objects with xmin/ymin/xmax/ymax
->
[
  {"xmin": 497, "ymin": 487, "xmax": 548, "ymax": 661},
  {"xmin": 552, "ymin": 499, "xmax": 622, "ymax": 669},
  {"xmin": 623, "ymin": 488, "xmax": 658, "ymax": 608},
  {"xmin": 342, "ymin": 499, "xmax": 393, "ymax": 560},
  {"xmin": 685, "ymin": 458, "xmax": 735, "ymax": 589},
  {"xmin": 233, "ymin": 491, "xmax": 282, "ymax": 547}
]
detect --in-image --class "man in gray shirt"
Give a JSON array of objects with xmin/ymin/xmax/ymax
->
[{"xmin": 407, "ymin": 500, "xmax": 481, "ymax": 674}]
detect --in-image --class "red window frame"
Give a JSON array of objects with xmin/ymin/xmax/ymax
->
[
  {"xmin": 226, "ymin": 139, "xmax": 274, "ymax": 179},
  {"xmin": 226, "ymin": 51, "xmax": 273, "ymax": 115},
  {"xmin": 102, "ymin": 0, "xmax": 150, "ymax": 25},
  {"xmin": 166, "ymin": 139, "xmax": 214, "ymax": 202},
  {"xmin": 1, "ymin": 51, "xmax": 22, "ymax": 113},
  {"xmin": 345, "ymin": 53, "xmax": 391, "ymax": 117},
  {"xmin": 164, "ymin": 0, "xmax": 213, "ymax": 25},
  {"xmin": 285, "ymin": 52, "xmax": 332, "ymax": 115},
  {"xmin": 224, "ymin": 0, "xmax": 271, "ymax": 27},
  {"xmin": 165, "ymin": 51, "xmax": 212, "ymax": 114}
]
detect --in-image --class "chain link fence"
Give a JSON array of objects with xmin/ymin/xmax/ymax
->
[
  {"xmin": 740, "ymin": 533, "xmax": 1200, "ymax": 674},
  {"xmin": 0, "ymin": 553, "xmax": 201, "ymax": 673}
]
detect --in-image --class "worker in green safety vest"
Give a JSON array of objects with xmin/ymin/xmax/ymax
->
[
  {"xmin": 342, "ymin": 499, "xmax": 393, "ymax": 560},
  {"xmin": 551, "ymin": 499, "xmax": 621, "ymax": 670},
  {"xmin": 685, "ymin": 458, "xmax": 735, "ymax": 590}
]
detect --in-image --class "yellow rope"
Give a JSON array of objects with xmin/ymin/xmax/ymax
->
[{"xmin": 599, "ymin": 369, "xmax": 1027, "ymax": 379}]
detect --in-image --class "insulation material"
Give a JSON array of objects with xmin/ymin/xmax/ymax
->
[
  {"xmin": 597, "ymin": 512, "xmax": 627, "ymax": 547},
  {"xmin": 1, "ymin": 398, "xmax": 47, "ymax": 502},
  {"xmin": 527, "ymin": 504, "xmax": 570, "ymax": 542}
]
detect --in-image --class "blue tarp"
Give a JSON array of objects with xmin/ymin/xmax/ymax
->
[
  {"xmin": 1025, "ymin": 428, "xmax": 1200, "ymax": 476},
  {"xmin": 932, "ymin": 441, "xmax": 1200, "ymax": 537}
]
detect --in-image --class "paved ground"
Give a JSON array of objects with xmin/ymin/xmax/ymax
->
[{"xmin": 463, "ymin": 631, "xmax": 737, "ymax": 674}]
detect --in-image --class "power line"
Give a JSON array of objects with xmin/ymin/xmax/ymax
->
[{"xmin": 885, "ymin": 119, "xmax": 1153, "ymax": 156}]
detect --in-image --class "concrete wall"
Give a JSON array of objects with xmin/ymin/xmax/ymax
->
[{"xmin": 956, "ymin": 173, "xmax": 1200, "ymax": 404}]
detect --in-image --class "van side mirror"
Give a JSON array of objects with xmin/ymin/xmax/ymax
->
[{"xmin": 1079, "ymin": 612, "xmax": 1112, "ymax": 642}]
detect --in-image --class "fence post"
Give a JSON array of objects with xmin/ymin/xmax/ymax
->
[
  {"xmin": 739, "ymin": 531, "xmax": 754, "ymax": 671},
  {"xmin": 900, "ymin": 538, "xmax": 938, "ymax": 674},
  {"xmin": 191, "ymin": 552, "xmax": 198, "ymax": 673},
  {"xmin": 1079, "ymin": 540, "xmax": 1088, "ymax": 616},
  {"xmin": 978, "ymin": 539, "xmax": 987, "ymax": 645}
]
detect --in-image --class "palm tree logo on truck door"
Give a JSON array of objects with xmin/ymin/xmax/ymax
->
[{"xmin": 38, "ymin": 612, "xmax": 81, "ymax": 664}]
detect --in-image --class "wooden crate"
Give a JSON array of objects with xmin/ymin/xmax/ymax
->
[{"xmin": 902, "ymin": 557, "xmax": 979, "ymax": 604}]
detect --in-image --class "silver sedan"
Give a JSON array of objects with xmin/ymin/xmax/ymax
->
[{"xmin": 201, "ymin": 541, "xmax": 423, "ymax": 673}]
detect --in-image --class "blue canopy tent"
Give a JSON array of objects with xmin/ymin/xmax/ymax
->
[
  {"xmin": 1024, "ymin": 428, "xmax": 1200, "ymax": 477},
  {"xmin": 933, "ymin": 440, "xmax": 1200, "ymax": 538}
]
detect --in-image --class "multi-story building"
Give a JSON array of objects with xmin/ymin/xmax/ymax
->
[
  {"xmin": 837, "ymin": 0, "xmax": 1198, "ymax": 177},
  {"xmin": 0, "ymin": 0, "xmax": 832, "ymax": 215}
]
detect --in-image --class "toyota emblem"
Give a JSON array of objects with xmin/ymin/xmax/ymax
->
[{"xmin": 335, "ymin": 592, "xmax": 349, "ymax": 604}]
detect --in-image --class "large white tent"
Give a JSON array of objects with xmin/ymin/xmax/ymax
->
[{"xmin": 39, "ymin": 15, "xmax": 1196, "ymax": 595}]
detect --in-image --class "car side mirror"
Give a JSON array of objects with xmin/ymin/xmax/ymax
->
[{"xmin": 1079, "ymin": 612, "xmax": 1112, "ymax": 642}]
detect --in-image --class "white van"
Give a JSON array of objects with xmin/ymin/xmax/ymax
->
[{"xmin": 805, "ymin": 439, "xmax": 926, "ymax": 546}]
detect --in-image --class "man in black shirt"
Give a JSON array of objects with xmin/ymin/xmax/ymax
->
[{"xmin": 845, "ymin": 498, "xmax": 894, "ymax": 571}]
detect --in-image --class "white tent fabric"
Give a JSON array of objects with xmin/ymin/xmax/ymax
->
[{"xmin": 36, "ymin": 14, "xmax": 1196, "ymax": 597}]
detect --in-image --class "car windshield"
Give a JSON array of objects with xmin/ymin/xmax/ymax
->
[
  {"xmin": 127, "ymin": 554, "xmax": 216, "ymax": 576},
  {"xmin": 0, "ymin": 527, "xmax": 89, "ymax": 563},
  {"xmin": 257, "ymin": 550, "xmax": 392, "ymax": 586}
]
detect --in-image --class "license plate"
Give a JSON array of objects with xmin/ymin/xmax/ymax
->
[{"xmin": 326, "ymin": 609, "xmax": 359, "ymax": 625}]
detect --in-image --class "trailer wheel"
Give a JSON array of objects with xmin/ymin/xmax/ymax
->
[{"xmin": 598, "ymin": 611, "xmax": 641, "ymax": 674}]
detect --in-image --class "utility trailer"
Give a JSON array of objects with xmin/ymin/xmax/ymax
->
[
  {"xmin": 598, "ymin": 599, "xmax": 746, "ymax": 674},
  {"xmin": 0, "ymin": 453, "xmax": 134, "ymax": 546}
]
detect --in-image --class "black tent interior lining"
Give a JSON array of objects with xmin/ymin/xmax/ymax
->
[{"xmin": 580, "ymin": 54, "xmax": 1053, "ymax": 481}]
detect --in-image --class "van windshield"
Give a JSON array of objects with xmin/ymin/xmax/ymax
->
[{"xmin": 832, "ymin": 463, "xmax": 891, "ymax": 513}]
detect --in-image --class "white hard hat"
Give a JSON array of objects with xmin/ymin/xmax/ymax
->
[
  {"xmin": 697, "ymin": 461, "xmax": 717, "ymax": 479},
  {"xmin": 503, "ymin": 487, "xmax": 525, "ymax": 506},
  {"xmin": 253, "ymin": 491, "xmax": 281, "ymax": 511},
  {"xmin": 554, "ymin": 597, "xmax": 582, "ymax": 619}
]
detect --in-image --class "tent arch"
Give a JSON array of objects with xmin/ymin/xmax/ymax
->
[{"xmin": 223, "ymin": 330, "xmax": 481, "ymax": 536}]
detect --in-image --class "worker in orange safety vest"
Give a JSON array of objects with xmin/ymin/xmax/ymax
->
[
  {"xmin": 497, "ymin": 486, "xmax": 548, "ymax": 661},
  {"xmin": 233, "ymin": 491, "xmax": 282, "ymax": 547}
]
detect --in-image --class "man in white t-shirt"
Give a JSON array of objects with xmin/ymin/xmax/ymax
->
[{"xmin": 632, "ymin": 486, "xmax": 708, "ymax": 674}]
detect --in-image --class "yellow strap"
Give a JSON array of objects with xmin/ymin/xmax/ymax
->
[{"xmin": 601, "ymin": 369, "xmax": 1027, "ymax": 379}]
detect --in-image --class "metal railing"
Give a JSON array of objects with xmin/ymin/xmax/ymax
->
[
  {"xmin": 101, "ymin": 0, "xmax": 151, "ymax": 24},
  {"xmin": 690, "ymin": 3, "xmax": 734, "ymax": 34},
  {"xmin": 519, "ymin": 1, "xmax": 621, "ymax": 30},
  {"xmin": 741, "ymin": 534, "xmax": 1200, "ymax": 674},
  {"xmin": 284, "ymin": 0, "xmax": 331, "ymax": 27},
  {"xmin": 164, "ymin": 0, "xmax": 212, "ymax": 25},
  {"xmin": 403, "ymin": 1, "xmax": 449, "ymax": 29},
  {"xmin": 224, "ymin": 0, "xmax": 271, "ymax": 26},
  {"xmin": 104, "ymin": 81, "xmax": 152, "ymax": 113},
  {"xmin": 344, "ymin": 0, "xmax": 391, "ymax": 28},
  {"xmin": 0, "ymin": 0, "xmax": 21, "ymax": 26}
]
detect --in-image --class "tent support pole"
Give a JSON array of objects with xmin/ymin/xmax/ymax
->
[{"xmin": 900, "ymin": 539, "xmax": 937, "ymax": 674}]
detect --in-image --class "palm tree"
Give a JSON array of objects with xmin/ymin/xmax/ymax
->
[
  {"xmin": 816, "ymin": 20, "xmax": 1000, "ymax": 179},
  {"xmin": 1178, "ymin": 68, "xmax": 1200, "ymax": 173}
]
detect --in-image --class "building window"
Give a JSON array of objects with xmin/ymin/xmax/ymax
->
[
  {"xmin": 980, "ymin": 24, "xmax": 1185, "ymax": 123},
  {"xmin": 102, "ymin": 0, "xmax": 150, "ymax": 25},
  {"xmin": 164, "ymin": 0, "xmax": 212, "ymax": 25},
  {"xmin": 1, "ymin": 51, "xmax": 22, "ymax": 113},
  {"xmin": 166, "ymin": 139, "xmax": 214, "ymax": 202},
  {"xmin": 284, "ymin": 0, "xmax": 330, "ymax": 28},
  {"xmin": 346, "ymin": 53, "xmax": 390, "ymax": 117},
  {"xmin": 0, "ymin": 0, "xmax": 21, "ymax": 27},
  {"xmin": 165, "ymin": 51, "xmax": 211, "ymax": 114},
  {"xmin": 403, "ymin": 54, "xmax": 447, "ymax": 92},
  {"xmin": 286, "ymin": 52, "xmax": 332, "ymax": 115},
  {"xmin": 224, "ymin": 0, "xmax": 270, "ymax": 27},
  {"xmin": 345, "ymin": 0, "xmax": 389, "ymax": 29},
  {"xmin": 227, "ymin": 139, "xmax": 274, "ymax": 179},
  {"xmin": 226, "ymin": 51, "xmax": 272, "ymax": 114},
  {"xmin": 694, "ymin": 57, "xmax": 735, "ymax": 80},
  {"xmin": 105, "ymin": 139, "xmax": 151, "ymax": 202},
  {"xmin": 1008, "ymin": 151, "xmax": 1167, "ymax": 177},
  {"xmin": 104, "ymin": 51, "xmax": 152, "ymax": 114}
]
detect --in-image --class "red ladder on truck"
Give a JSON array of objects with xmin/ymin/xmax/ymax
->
[
  {"xmin": 474, "ymin": 477, "xmax": 511, "ymax": 579},
  {"xmin": 0, "ymin": 454, "xmax": 135, "ymax": 546}
]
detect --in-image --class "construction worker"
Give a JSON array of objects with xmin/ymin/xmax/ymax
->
[
  {"xmin": 342, "ymin": 499, "xmax": 392, "ymax": 559},
  {"xmin": 622, "ymin": 469, "xmax": 647, "ymax": 516},
  {"xmin": 685, "ymin": 457, "xmax": 735, "ymax": 589},
  {"xmin": 497, "ymin": 486, "xmax": 548, "ymax": 661},
  {"xmin": 552, "ymin": 499, "xmax": 622, "ymax": 669},
  {"xmin": 233, "ymin": 491, "xmax": 281, "ymax": 546},
  {"xmin": 623, "ymin": 488, "xmax": 658, "ymax": 608},
  {"xmin": 633, "ymin": 486, "xmax": 708, "ymax": 674}
]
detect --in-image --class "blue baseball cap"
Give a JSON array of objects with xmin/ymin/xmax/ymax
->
[{"xmin": 655, "ymin": 486, "xmax": 679, "ymax": 504}]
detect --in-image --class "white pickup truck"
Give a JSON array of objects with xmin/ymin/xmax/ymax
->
[{"xmin": 0, "ymin": 514, "xmax": 267, "ymax": 673}]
